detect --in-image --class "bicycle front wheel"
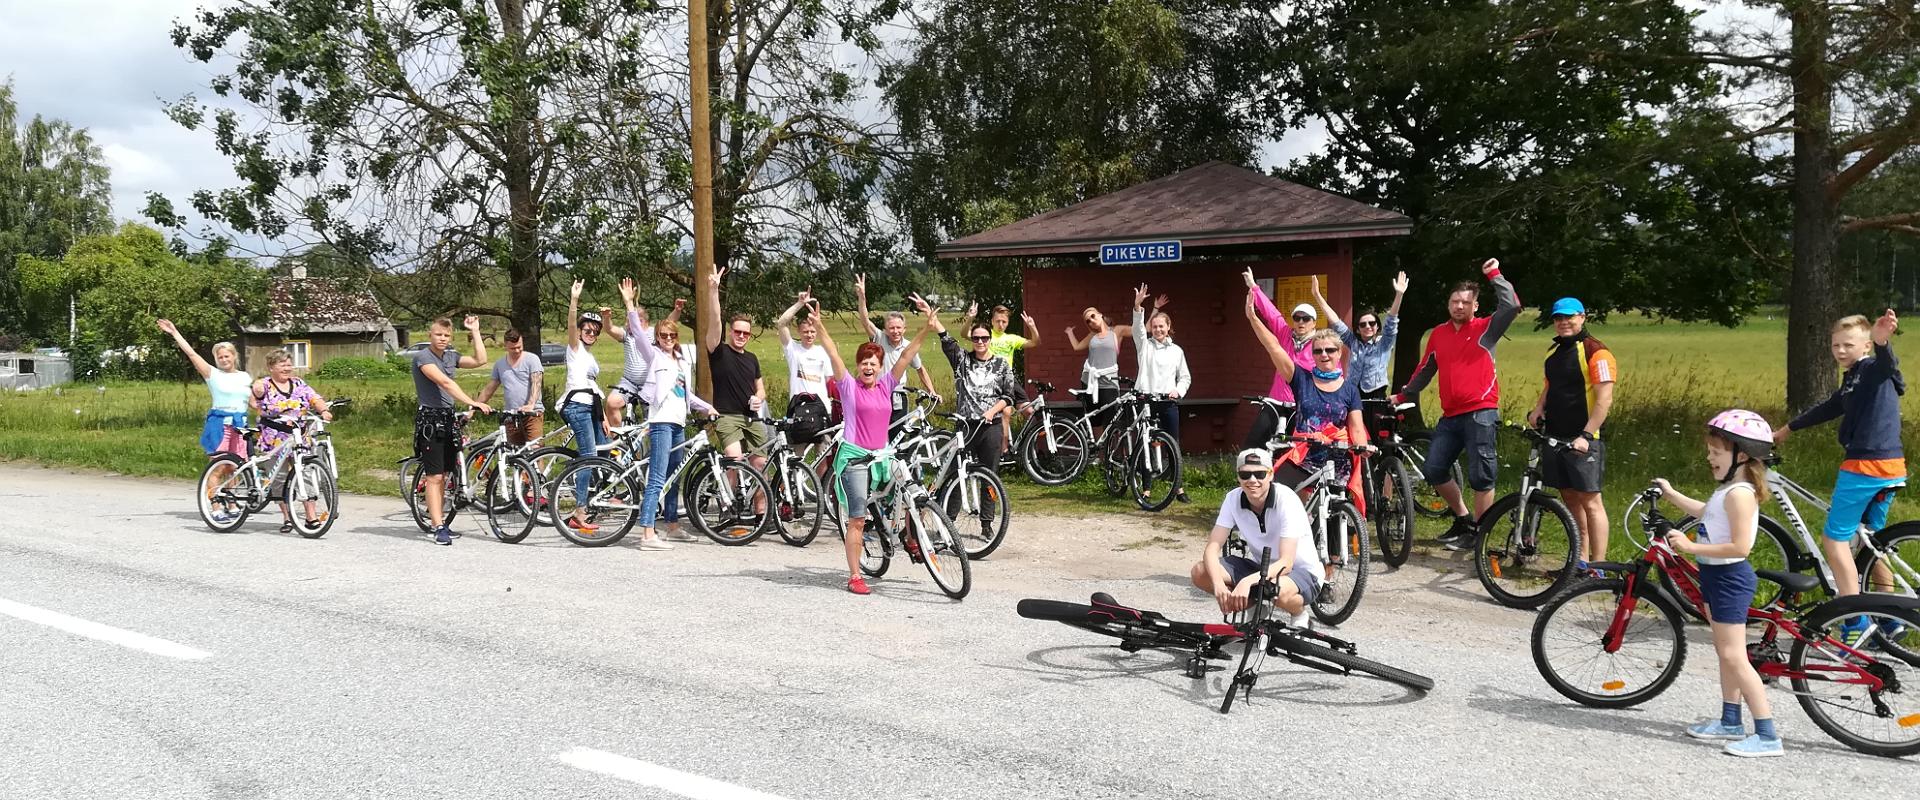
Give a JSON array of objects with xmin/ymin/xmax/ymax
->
[
  {"xmin": 912, "ymin": 498, "xmax": 972, "ymax": 599},
  {"xmin": 1268, "ymin": 629, "xmax": 1433, "ymax": 693},
  {"xmin": 1129, "ymin": 430, "xmax": 1182, "ymax": 512},
  {"xmin": 403, "ymin": 459, "xmax": 462, "ymax": 533},
  {"xmin": 1474, "ymin": 492, "xmax": 1580, "ymax": 609},
  {"xmin": 1531, "ymin": 578, "xmax": 1685, "ymax": 708},
  {"xmin": 1374, "ymin": 456, "xmax": 1416, "ymax": 567},
  {"xmin": 687, "ymin": 460, "xmax": 772, "ymax": 546},
  {"xmin": 287, "ymin": 462, "xmax": 338, "ymax": 539},
  {"xmin": 197, "ymin": 454, "xmax": 254, "ymax": 532},
  {"xmin": 941, "ymin": 465, "xmax": 1010, "ymax": 559},
  {"xmin": 1312, "ymin": 502, "xmax": 1370, "ymax": 626},
  {"xmin": 1020, "ymin": 415, "xmax": 1089, "ymax": 486},
  {"xmin": 484, "ymin": 457, "xmax": 542, "ymax": 544},
  {"xmin": 549, "ymin": 457, "xmax": 639, "ymax": 546},
  {"xmin": 1788, "ymin": 602, "xmax": 1920, "ymax": 757},
  {"xmin": 771, "ymin": 458, "xmax": 825, "ymax": 547}
]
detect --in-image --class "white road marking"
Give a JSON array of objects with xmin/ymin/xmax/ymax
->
[
  {"xmin": 555, "ymin": 747, "xmax": 795, "ymax": 800},
  {"xmin": 0, "ymin": 597, "xmax": 213, "ymax": 660}
]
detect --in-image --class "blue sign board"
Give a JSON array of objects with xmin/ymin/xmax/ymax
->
[{"xmin": 1098, "ymin": 240, "xmax": 1182, "ymax": 266}]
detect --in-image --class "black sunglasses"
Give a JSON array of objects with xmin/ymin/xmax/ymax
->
[
  {"xmin": 1551, "ymin": 314, "xmax": 1577, "ymax": 321},
  {"xmin": 1313, "ymin": 347, "xmax": 1341, "ymax": 355},
  {"xmin": 1237, "ymin": 470, "xmax": 1268, "ymax": 481},
  {"xmin": 1291, "ymin": 314, "xmax": 1314, "ymax": 322},
  {"xmin": 1357, "ymin": 320, "xmax": 1379, "ymax": 327},
  {"xmin": 969, "ymin": 335, "xmax": 992, "ymax": 342}
]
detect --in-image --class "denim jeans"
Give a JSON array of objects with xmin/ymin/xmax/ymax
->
[
  {"xmin": 1152, "ymin": 399, "xmax": 1180, "ymax": 441},
  {"xmin": 561, "ymin": 401, "xmax": 604, "ymax": 507},
  {"xmin": 641, "ymin": 422, "xmax": 685, "ymax": 527}
]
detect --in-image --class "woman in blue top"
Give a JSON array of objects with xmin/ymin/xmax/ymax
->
[
  {"xmin": 159, "ymin": 318, "xmax": 253, "ymax": 457},
  {"xmin": 1245, "ymin": 296, "xmax": 1368, "ymax": 485},
  {"xmin": 1314, "ymin": 271, "xmax": 1408, "ymax": 400}
]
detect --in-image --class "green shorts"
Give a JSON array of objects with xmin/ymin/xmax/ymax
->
[{"xmin": 713, "ymin": 413, "xmax": 769, "ymax": 454}]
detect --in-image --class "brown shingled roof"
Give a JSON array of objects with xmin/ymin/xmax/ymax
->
[
  {"xmin": 936, "ymin": 161, "xmax": 1412, "ymax": 259},
  {"xmin": 246, "ymin": 278, "xmax": 392, "ymax": 333}
]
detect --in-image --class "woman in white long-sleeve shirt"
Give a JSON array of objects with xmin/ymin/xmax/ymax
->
[{"xmin": 1131, "ymin": 283, "xmax": 1192, "ymax": 503}]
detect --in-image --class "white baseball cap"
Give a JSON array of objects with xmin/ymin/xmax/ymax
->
[
  {"xmin": 1291, "ymin": 303, "xmax": 1318, "ymax": 320},
  {"xmin": 1234, "ymin": 448, "xmax": 1274, "ymax": 473}
]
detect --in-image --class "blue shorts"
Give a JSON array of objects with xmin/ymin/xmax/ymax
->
[
  {"xmin": 1824, "ymin": 469, "xmax": 1904, "ymax": 542},
  {"xmin": 840, "ymin": 464, "xmax": 871, "ymax": 522},
  {"xmin": 1220, "ymin": 555, "xmax": 1320, "ymax": 607},
  {"xmin": 1698, "ymin": 561, "xmax": 1757, "ymax": 625},
  {"xmin": 1423, "ymin": 409, "xmax": 1499, "ymax": 491}
]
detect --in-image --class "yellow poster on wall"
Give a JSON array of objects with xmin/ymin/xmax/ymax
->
[{"xmin": 1268, "ymin": 274, "xmax": 1333, "ymax": 322}]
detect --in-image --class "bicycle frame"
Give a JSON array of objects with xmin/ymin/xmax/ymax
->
[
  {"xmin": 578, "ymin": 421, "xmax": 739, "ymax": 514},
  {"xmin": 1763, "ymin": 467, "xmax": 1919, "ymax": 597},
  {"xmin": 215, "ymin": 419, "xmax": 322, "ymax": 508}
]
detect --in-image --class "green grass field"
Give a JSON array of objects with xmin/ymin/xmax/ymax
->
[{"xmin": 4, "ymin": 308, "xmax": 1916, "ymax": 565}]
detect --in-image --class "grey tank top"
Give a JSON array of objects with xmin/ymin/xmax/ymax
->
[{"xmin": 1086, "ymin": 330, "xmax": 1119, "ymax": 373}]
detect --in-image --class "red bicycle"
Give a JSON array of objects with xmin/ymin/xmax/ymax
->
[{"xmin": 1531, "ymin": 485, "xmax": 1920, "ymax": 757}]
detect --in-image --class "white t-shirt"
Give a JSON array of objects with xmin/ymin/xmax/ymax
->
[
  {"xmin": 1214, "ymin": 487, "xmax": 1322, "ymax": 579},
  {"xmin": 784, "ymin": 340, "xmax": 833, "ymax": 411},
  {"xmin": 564, "ymin": 342, "xmax": 601, "ymax": 404}
]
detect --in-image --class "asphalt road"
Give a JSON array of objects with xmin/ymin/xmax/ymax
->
[{"xmin": 1, "ymin": 463, "xmax": 1913, "ymax": 799}]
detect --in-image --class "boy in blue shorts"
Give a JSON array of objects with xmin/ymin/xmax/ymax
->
[{"xmin": 1774, "ymin": 310, "xmax": 1904, "ymax": 633}]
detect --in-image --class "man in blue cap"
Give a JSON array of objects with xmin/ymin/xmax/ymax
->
[{"xmin": 1527, "ymin": 297, "xmax": 1618, "ymax": 572}]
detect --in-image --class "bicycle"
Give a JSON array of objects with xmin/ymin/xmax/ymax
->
[
  {"xmin": 549, "ymin": 414, "xmax": 774, "ymax": 547},
  {"xmin": 846, "ymin": 427, "xmax": 973, "ymax": 599},
  {"xmin": 1359, "ymin": 397, "xmax": 1418, "ymax": 567},
  {"xmin": 400, "ymin": 410, "xmax": 578, "ymax": 535},
  {"xmin": 476, "ymin": 410, "xmax": 564, "ymax": 544},
  {"xmin": 925, "ymin": 412, "xmax": 1012, "ymax": 559},
  {"xmin": 758, "ymin": 413, "xmax": 828, "ymax": 547},
  {"xmin": 1531, "ymin": 485, "xmax": 1920, "ymax": 757},
  {"xmin": 1626, "ymin": 453, "xmax": 1920, "ymax": 622},
  {"xmin": 306, "ymin": 397, "xmax": 351, "ymax": 504},
  {"xmin": 1264, "ymin": 431, "xmax": 1373, "ymax": 626},
  {"xmin": 1014, "ymin": 379, "xmax": 1142, "ymax": 494},
  {"xmin": 1468, "ymin": 422, "xmax": 1583, "ymax": 610},
  {"xmin": 1017, "ymin": 547, "xmax": 1432, "ymax": 714},
  {"xmin": 196, "ymin": 403, "xmax": 344, "ymax": 538}
]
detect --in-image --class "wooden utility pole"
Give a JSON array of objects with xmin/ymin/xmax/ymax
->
[{"xmin": 689, "ymin": 0, "xmax": 716, "ymax": 391}]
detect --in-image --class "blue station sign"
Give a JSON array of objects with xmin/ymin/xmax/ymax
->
[{"xmin": 1098, "ymin": 240, "xmax": 1182, "ymax": 266}]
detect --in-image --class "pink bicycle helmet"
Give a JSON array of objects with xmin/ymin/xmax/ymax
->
[{"xmin": 1707, "ymin": 409, "xmax": 1773, "ymax": 459}]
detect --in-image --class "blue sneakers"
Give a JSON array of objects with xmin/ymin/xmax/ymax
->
[
  {"xmin": 1724, "ymin": 734, "xmax": 1784, "ymax": 758},
  {"xmin": 1685, "ymin": 720, "xmax": 1746, "ymax": 740},
  {"xmin": 1839, "ymin": 615, "xmax": 1873, "ymax": 646},
  {"xmin": 434, "ymin": 526, "xmax": 453, "ymax": 546}
]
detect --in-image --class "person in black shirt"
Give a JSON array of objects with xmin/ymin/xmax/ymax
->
[{"xmin": 700, "ymin": 267, "xmax": 770, "ymax": 506}]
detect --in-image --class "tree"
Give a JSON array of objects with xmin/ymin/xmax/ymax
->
[
  {"xmin": 0, "ymin": 79, "xmax": 114, "ymax": 340},
  {"xmin": 1249, "ymin": 0, "xmax": 1786, "ymax": 384},
  {"xmin": 1677, "ymin": 1, "xmax": 1920, "ymax": 411},
  {"xmin": 151, "ymin": 0, "xmax": 683, "ymax": 351}
]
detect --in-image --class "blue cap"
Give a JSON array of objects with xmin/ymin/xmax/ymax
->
[{"xmin": 1550, "ymin": 297, "xmax": 1586, "ymax": 316}]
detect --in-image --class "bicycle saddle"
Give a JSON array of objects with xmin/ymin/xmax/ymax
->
[{"xmin": 1756, "ymin": 569, "xmax": 1821, "ymax": 596}]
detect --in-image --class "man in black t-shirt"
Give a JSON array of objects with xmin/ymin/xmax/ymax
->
[{"xmin": 701, "ymin": 267, "xmax": 769, "ymax": 476}]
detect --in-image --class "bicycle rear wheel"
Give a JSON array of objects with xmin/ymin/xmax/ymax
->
[
  {"xmin": 1531, "ymin": 578, "xmax": 1685, "ymax": 708},
  {"xmin": 771, "ymin": 457, "xmax": 825, "ymax": 547},
  {"xmin": 1312, "ymin": 502, "xmax": 1370, "ymax": 626},
  {"xmin": 1129, "ymin": 430, "xmax": 1182, "ymax": 512},
  {"xmin": 1268, "ymin": 629, "xmax": 1434, "ymax": 692},
  {"xmin": 1374, "ymin": 457, "xmax": 1416, "ymax": 567},
  {"xmin": 1101, "ymin": 429, "xmax": 1135, "ymax": 498},
  {"xmin": 1789, "ymin": 603, "xmax": 1920, "ymax": 757},
  {"xmin": 403, "ymin": 459, "xmax": 462, "ymax": 533},
  {"xmin": 856, "ymin": 518, "xmax": 892, "ymax": 578},
  {"xmin": 912, "ymin": 497, "xmax": 972, "ymax": 599},
  {"xmin": 549, "ymin": 457, "xmax": 639, "ymax": 546},
  {"xmin": 1474, "ymin": 492, "xmax": 1580, "ymax": 609},
  {"xmin": 484, "ymin": 457, "xmax": 541, "ymax": 544},
  {"xmin": 197, "ymin": 454, "xmax": 254, "ymax": 532},
  {"xmin": 687, "ymin": 460, "xmax": 772, "ymax": 545},
  {"xmin": 1020, "ymin": 415, "xmax": 1089, "ymax": 486},
  {"xmin": 287, "ymin": 463, "xmax": 338, "ymax": 539},
  {"xmin": 1400, "ymin": 437, "xmax": 1457, "ymax": 519},
  {"xmin": 523, "ymin": 446, "xmax": 576, "ymax": 526},
  {"xmin": 942, "ymin": 465, "xmax": 1010, "ymax": 559}
]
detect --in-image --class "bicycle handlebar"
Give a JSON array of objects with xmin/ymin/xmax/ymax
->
[{"xmin": 1501, "ymin": 421, "xmax": 1575, "ymax": 450}]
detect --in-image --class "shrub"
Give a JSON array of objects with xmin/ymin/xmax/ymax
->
[{"xmin": 312, "ymin": 356, "xmax": 403, "ymax": 380}]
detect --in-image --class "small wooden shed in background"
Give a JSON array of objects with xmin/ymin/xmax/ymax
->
[
  {"xmin": 936, "ymin": 161, "xmax": 1412, "ymax": 453},
  {"xmin": 240, "ymin": 267, "xmax": 398, "ymax": 373}
]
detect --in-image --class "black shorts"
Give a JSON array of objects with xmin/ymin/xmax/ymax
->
[
  {"xmin": 414, "ymin": 407, "xmax": 459, "ymax": 476},
  {"xmin": 1541, "ymin": 439, "xmax": 1606, "ymax": 493}
]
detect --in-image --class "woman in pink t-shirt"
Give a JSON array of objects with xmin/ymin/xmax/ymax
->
[{"xmin": 817, "ymin": 294, "xmax": 939, "ymax": 595}]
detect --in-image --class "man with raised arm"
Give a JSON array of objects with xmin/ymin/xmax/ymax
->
[
  {"xmin": 411, "ymin": 315, "xmax": 493, "ymax": 546},
  {"xmin": 700, "ymin": 266, "xmax": 770, "ymax": 482},
  {"xmin": 1394, "ymin": 258, "xmax": 1522, "ymax": 551},
  {"xmin": 776, "ymin": 287, "xmax": 834, "ymax": 418},
  {"xmin": 854, "ymin": 273, "xmax": 938, "ymax": 419}
]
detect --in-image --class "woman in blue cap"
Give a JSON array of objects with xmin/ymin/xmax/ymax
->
[{"xmin": 1525, "ymin": 297, "xmax": 1618, "ymax": 571}]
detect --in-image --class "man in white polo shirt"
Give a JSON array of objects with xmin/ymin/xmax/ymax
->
[{"xmin": 1189, "ymin": 448, "xmax": 1321, "ymax": 625}]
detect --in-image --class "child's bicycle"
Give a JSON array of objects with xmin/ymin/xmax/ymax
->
[
  {"xmin": 1531, "ymin": 484, "xmax": 1920, "ymax": 757},
  {"xmin": 1017, "ymin": 547, "xmax": 1433, "ymax": 714}
]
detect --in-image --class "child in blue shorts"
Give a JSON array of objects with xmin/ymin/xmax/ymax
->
[
  {"xmin": 1652, "ymin": 409, "xmax": 1784, "ymax": 757},
  {"xmin": 1774, "ymin": 310, "xmax": 1904, "ymax": 636}
]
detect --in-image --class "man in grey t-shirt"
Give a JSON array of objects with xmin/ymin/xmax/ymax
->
[
  {"xmin": 477, "ymin": 328, "xmax": 545, "ymax": 445},
  {"xmin": 410, "ymin": 315, "xmax": 493, "ymax": 546}
]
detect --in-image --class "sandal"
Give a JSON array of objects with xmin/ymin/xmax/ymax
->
[{"xmin": 279, "ymin": 519, "xmax": 295, "ymax": 533}]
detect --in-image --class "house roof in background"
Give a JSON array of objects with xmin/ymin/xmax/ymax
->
[
  {"xmin": 242, "ymin": 278, "xmax": 393, "ymax": 334},
  {"xmin": 936, "ymin": 161, "xmax": 1412, "ymax": 259}
]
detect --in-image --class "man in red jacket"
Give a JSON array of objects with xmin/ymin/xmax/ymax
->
[{"xmin": 1395, "ymin": 258, "xmax": 1521, "ymax": 550}]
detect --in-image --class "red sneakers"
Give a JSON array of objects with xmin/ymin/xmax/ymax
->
[
  {"xmin": 847, "ymin": 577, "xmax": 872, "ymax": 595},
  {"xmin": 566, "ymin": 517, "xmax": 600, "ymax": 533}
]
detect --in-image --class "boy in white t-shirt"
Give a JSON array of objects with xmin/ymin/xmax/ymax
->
[
  {"xmin": 1189, "ymin": 449, "xmax": 1322, "ymax": 626},
  {"xmin": 776, "ymin": 289, "xmax": 834, "ymax": 414}
]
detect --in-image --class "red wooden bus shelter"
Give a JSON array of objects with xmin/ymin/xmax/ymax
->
[{"xmin": 935, "ymin": 161, "xmax": 1412, "ymax": 453}]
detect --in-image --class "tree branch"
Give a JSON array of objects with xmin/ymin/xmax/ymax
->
[
  {"xmin": 1830, "ymin": 97, "xmax": 1920, "ymax": 201},
  {"xmin": 1843, "ymin": 211, "xmax": 1920, "ymax": 233}
]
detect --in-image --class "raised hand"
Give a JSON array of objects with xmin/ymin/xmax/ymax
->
[
  {"xmin": 908, "ymin": 293, "xmax": 932, "ymax": 315},
  {"xmin": 796, "ymin": 287, "xmax": 812, "ymax": 306},
  {"xmin": 1133, "ymin": 283, "xmax": 1149, "ymax": 307},
  {"xmin": 1064, "ymin": 326, "xmax": 1075, "ymax": 338},
  {"xmin": 853, "ymin": 273, "xmax": 866, "ymax": 298},
  {"xmin": 156, "ymin": 318, "xmax": 177, "ymax": 335},
  {"xmin": 618, "ymin": 277, "xmax": 636, "ymax": 303},
  {"xmin": 1153, "ymin": 293, "xmax": 1170, "ymax": 310},
  {"xmin": 597, "ymin": 306, "xmax": 612, "ymax": 320},
  {"xmin": 1481, "ymin": 258, "xmax": 1500, "ymax": 276},
  {"xmin": 673, "ymin": 298, "xmax": 687, "ymax": 314},
  {"xmin": 1391, "ymin": 271, "xmax": 1409, "ymax": 294},
  {"xmin": 965, "ymin": 301, "xmax": 978, "ymax": 319},
  {"xmin": 709, "ymin": 266, "xmax": 726, "ymax": 287},
  {"xmin": 1241, "ymin": 267, "xmax": 1256, "ymax": 289},
  {"xmin": 1309, "ymin": 274, "xmax": 1322, "ymax": 298},
  {"xmin": 1020, "ymin": 310, "xmax": 1035, "ymax": 326},
  {"xmin": 570, "ymin": 279, "xmax": 585, "ymax": 300},
  {"xmin": 462, "ymin": 314, "xmax": 481, "ymax": 332},
  {"xmin": 1874, "ymin": 308, "xmax": 1899, "ymax": 345}
]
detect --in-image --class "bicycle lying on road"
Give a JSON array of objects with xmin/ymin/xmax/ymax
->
[
  {"xmin": 1531, "ymin": 484, "xmax": 1920, "ymax": 757},
  {"xmin": 1018, "ymin": 548, "xmax": 1432, "ymax": 714}
]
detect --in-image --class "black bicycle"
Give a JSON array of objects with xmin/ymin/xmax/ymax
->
[
  {"xmin": 1470, "ymin": 422, "xmax": 1583, "ymax": 609},
  {"xmin": 1017, "ymin": 549, "xmax": 1433, "ymax": 714},
  {"xmin": 1359, "ymin": 397, "xmax": 1419, "ymax": 567}
]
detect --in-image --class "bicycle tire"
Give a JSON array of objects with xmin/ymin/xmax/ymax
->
[
  {"xmin": 1129, "ymin": 429, "xmax": 1182, "ymax": 513},
  {"xmin": 687, "ymin": 459, "xmax": 772, "ymax": 546},
  {"xmin": 856, "ymin": 520, "xmax": 891, "ymax": 578},
  {"xmin": 1657, "ymin": 514, "xmax": 1799, "ymax": 621},
  {"xmin": 1531, "ymin": 577, "xmax": 1686, "ymax": 708},
  {"xmin": 772, "ymin": 457, "xmax": 825, "ymax": 547},
  {"xmin": 483, "ymin": 457, "xmax": 541, "ymax": 544},
  {"xmin": 1312, "ymin": 501, "xmax": 1370, "ymax": 626},
  {"xmin": 1400, "ymin": 437, "xmax": 1458, "ymax": 519},
  {"xmin": 1020, "ymin": 414, "xmax": 1089, "ymax": 486},
  {"xmin": 913, "ymin": 497, "xmax": 972, "ymax": 599},
  {"xmin": 1374, "ymin": 456, "xmax": 1416, "ymax": 567},
  {"xmin": 550, "ymin": 456, "xmax": 639, "ymax": 546},
  {"xmin": 522, "ymin": 445, "xmax": 576, "ymax": 526},
  {"xmin": 1268, "ymin": 629, "xmax": 1434, "ymax": 692},
  {"xmin": 288, "ymin": 463, "xmax": 338, "ymax": 539},
  {"xmin": 197, "ymin": 454, "xmax": 254, "ymax": 532},
  {"xmin": 940, "ymin": 465, "xmax": 1010, "ymax": 559},
  {"xmin": 1788, "ymin": 601, "xmax": 1920, "ymax": 757},
  {"xmin": 1473, "ymin": 492, "xmax": 1581, "ymax": 610},
  {"xmin": 404, "ymin": 459, "xmax": 463, "ymax": 533},
  {"xmin": 1102, "ymin": 428, "xmax": 1135, "ymax": 498}
]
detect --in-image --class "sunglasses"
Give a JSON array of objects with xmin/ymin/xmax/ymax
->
[
  {"xmin": 1551, "ymin": 314, "xmax": 1577, "ymax": 321},
  {"xmin": 581, "ymin": 326, "xmax": 602, "ymax": 336},
  {"xmin": 730, "ymin": 328, "xmax": 753, "ymax": 336},
  {"xmin": 1357, "ymin": 320, "xmax": 1379, "ymax": 328},
  {"xmin": 1291, "ymin": 314, "xmax": 1314, "ymax": 323},
  {"xmin": 658, "ymin": 332, "xmax": 679, "ymax": 340},
  {"xmin": 969, "ymin": 335, "xmax": 992, "ymax": 342},
  {"xmin": 1313, "ymin": 347, "xmax": 1341, "ymax": 355},
  {"xmin": 1237, "ymin": 470, "xmax": 1269, "ymax": 481}
]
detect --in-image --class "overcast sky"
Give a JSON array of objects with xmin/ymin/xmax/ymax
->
[{"xmin": 2, "ymin": 1, "xmax": 1769, "ymax": 248}]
